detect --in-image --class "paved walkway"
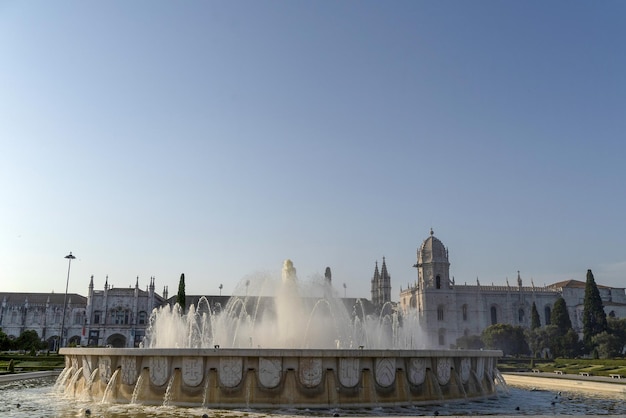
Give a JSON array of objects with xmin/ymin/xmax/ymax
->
[
  {"xmin": 503, "ymin": 371, "xmax": 626, "ymax": 395},
  {"xmin": 0, "ymin": 370, "xmax": 61, "ymax": 383}
]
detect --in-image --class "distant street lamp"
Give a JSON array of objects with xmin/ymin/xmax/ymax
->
[
  {"xmin": 59, "ymin": 252, "xmax": 76, "ymax": 350},
  {"xmin": 219, "ymin": 284, "xmax": 223, "ymax": 296},
  {"xmin": 343, "ymin": 283, "xmax": 347, "ymax": 298}
]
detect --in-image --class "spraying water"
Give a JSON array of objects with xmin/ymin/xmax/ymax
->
[{"xmin": 142, "ymin": 260, "xmax": 427, "ymax": 349}]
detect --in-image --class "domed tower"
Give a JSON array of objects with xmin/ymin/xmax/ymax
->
[
  {"xmin": 415, "ymin": 228, "xmax": 451, "ymax": 290},
  {"xmin": 413, "ymin": 229, "xmax": 457, "ymax": 347}
]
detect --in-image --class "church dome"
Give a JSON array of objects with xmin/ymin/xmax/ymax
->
[{"xmin": 417, "ymin": 228, "xmax": 448, "ymax": 264}]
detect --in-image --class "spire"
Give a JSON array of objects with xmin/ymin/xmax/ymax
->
[
  {"xmin": 135, "ymin": 276, "xmax": 139, "ymax": 289},
  {"xmin": 104, "ymin": 275, "xmax": 109, "ymax": 290},
  {"xmin": 381, "ymin": 257, "xmax": 390, "ymax": 279},
  {"xmin": 89, "ymin": 275, "xmax": 94, "ymax": 289}
]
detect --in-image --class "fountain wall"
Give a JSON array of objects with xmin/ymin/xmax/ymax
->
[{"xmin": 59, "ymin": 347, "xmax": 502, "ymax": 407}]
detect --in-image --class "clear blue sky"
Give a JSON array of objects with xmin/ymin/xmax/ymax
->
[{"xmin": 1, "ymin": 1, "xmax": 625, "ymax": 299}]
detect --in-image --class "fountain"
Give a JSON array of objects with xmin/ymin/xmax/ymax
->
[{"xmin": 59, "ymin": 260, "xmax": 502, "ymax": 407}]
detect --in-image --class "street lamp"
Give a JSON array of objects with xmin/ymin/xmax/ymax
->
[
  {"xmin": 219, "ymin": 284, "xmax": 223, "ymax": 296},
  {"xmin": 59, "ymin": 251, "xmax": 76, "ymax": 350}
]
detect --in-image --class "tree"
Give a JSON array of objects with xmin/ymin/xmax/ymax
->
[
  {"xmin": 481, "ymin": 324, "xmax": 529, "ymax": 356},
  {"xmin": 0, "ymin": 328, "xmax": 10, "ymax": 351},
  {"xmin": 14, "ymin": 330, "xmax": 44, "ymax": 351},
  {"xmin": 582, "ymin": 269, "xmax": 607, "ymax": 349},
  {"xmin": 547, "ymin": 297, "xmax": 580, "ymax": 358},
  {"xmin": 592, "ymin": 331, "xmax": 622, "ymax": 359},
  {"xmin": 176, "ymin": 273, "xmax": 186, "ymax": 312},
  {"xmin": 530, "ymin": 302, "xmax": 541, "ymax": 330},
  {"xmin": 455, "ymin": 334, "xmax": 484, "ymax": 350},
  {"xmin": 607, "ymin": 317, "xmax": 626, "ymax": 355},
  {"xmin": 551, "ymin": 297, "xmax": 572, "ymax": 334}
]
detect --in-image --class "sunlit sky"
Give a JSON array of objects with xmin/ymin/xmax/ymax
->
[{"xmin": 2, "ymin": 1, "xmax": 625, "ymax": 299}]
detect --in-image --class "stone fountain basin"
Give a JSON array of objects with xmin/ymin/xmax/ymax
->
[{"xmin": 59, "ymin": 347, "xmax": 502, "ymax": 408}]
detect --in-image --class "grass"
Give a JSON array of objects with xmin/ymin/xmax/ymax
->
[
  {"xmin": 498, "ymin": 357, "xmax": 626, "ymax": 377},
  {"xmin": 0, "ymin": 353, "xmax": 65, "ymax": 374}
]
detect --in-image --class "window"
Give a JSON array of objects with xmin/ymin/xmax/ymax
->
[
  {"xmin": 518, "ymin": 308, "xmax": 525, "ymax": 323},
  {"xmin": 435, "ymin": 275, "xmax": 441, "ymax": 289},
  {"xmin": 94, "ymin": 311, "xmax": 101, "ymax": 324},
  {"xmin": 544, "ymin": 306, "xmax": 551, "ymax": 325},
  {"xmin": 490, "ymin": 306, "xmax": 498, "ymax": 325},
  {"xmin": 114, "ymin": 309, "xmax": 129, "ymax": 325},
  {"xmin": 138, "ymin": 311, "xmax": 147, "ymax": 325},
  {"xmin": 462, "ymin": 304, "xmax": 468, "ymax": 321},
  {"xmin": 437, "ymin": 305, "xmax": 444, "ymax": 321}
]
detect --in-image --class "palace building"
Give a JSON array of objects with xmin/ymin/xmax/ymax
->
[{"xmin": 399, "ymin": 229, "xmax": 626, "ymax": 347}]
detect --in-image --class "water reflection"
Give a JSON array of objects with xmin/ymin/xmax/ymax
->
[{"xmin": 2, "ymin": 377, "xmax": 626, "ymax": 417}]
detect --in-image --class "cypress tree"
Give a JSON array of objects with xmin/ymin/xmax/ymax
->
[
  {"xmin": 530, "ymin": 302, "xmax": 541, "ymax": 330},
  {"xmin": 582, "ymin": 269, "xmax": 607, "ymax": 348},
  {"xmin": 176, "ymin": 273, "xmax": 186, "ymax": 312},
  {"xmin": 551, "ymin": 297, "xmax": 572, "ymax": 335}
]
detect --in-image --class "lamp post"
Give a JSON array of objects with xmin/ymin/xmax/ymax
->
[
  {"xmin": 59, "ymin": 251, "xmax": 76, "ymax": 350},
  {"xmin": 219, "ymin": 284, "xmax": 223, "ymax": 296}
]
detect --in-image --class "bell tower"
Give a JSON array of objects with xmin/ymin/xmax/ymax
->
[{"xmin": 413, "ymin": 229, "xmax": 457, "ymax": 347}]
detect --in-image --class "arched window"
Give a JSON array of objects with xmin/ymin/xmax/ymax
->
[
  {"xmin": 462, "ymin": 304, "xmax": 468, "ymax": 321},
  {"xmin": 410, "ymin": 296, "xmax": 416, "ymax": 309},
  {"xmin": 437, "ymin": 305, "xmax": 445, "ymax": 321},
  {"xmin": 544, "ymin": 306, "xmax": 551, "ymax": 325},
  {"xmin": 490, "ymin": 306, "xmax": 498, "ymax": 325},
  {"xmin": 436, "ymin": 275, "xmax": 441, "ymax": 289},
  {"xmin": 138, "ymin": 311, "xmax": 147, "ymax": 325},
  {"xmin": 113, "ymin": 308, "xmax": 131, "ymax": 325},
  {"xmin": 93, "ymin": 310, "xmax": 102, "ymax": 324},
  {"xmin": 518, "ymin": 308, "xmax": 525, "ymax": 323},
  {"xmin": 438, "ymin": 329, "xmax": 445, "ymax": 346}
]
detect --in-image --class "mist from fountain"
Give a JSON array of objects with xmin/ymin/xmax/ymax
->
[{"xmin": 142, "ymin": 259, "xmax": 427, "ymax": 349}]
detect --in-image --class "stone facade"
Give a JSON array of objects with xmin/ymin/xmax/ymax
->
[
  {"xmin": 0, "ymin": 292, "xmax": 86, "ymax": 350},
  {"xmin": 399, "ymin": 229, "xmax": 626, "ymax": 347},
  {"xmin": 84, "ymin": 275, "xmax": 165, "ymax": 347}
]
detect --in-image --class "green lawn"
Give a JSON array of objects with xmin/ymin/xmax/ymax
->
[
  {"xmin": 499, "ymin": 357, "xmax": 626, "ymax": 377},
  {"xmin": 0, "ymin": 354, "xmax": 65, "ymax": 374}
]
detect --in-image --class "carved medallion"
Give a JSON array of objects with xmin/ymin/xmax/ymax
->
[
  {"xmin": 375, "ymin": 358, "xmax": 396, "ymax": 387},
  {"xmin": 339, "ymin": 358, "xmax": 360, "ymax": 388},
  {"xmin": 121, "ymin": 356, "xmax": 137, "ymax": 385},
  {"xmin": 459, "ymin": 358, "xmax": 471, "ymax": 383},
  {"xmin": 182, "ymin": 357, "xmax": 204, "ymax": 387},
  {"xmin": 436, "ymin": 357, "xmax": 451, "ymax": 385},
  {"xmin": 219, "ymin": 357, "xmax": 243, "ymax": 388},
  {"xmin": 299, "ymin": 358, "xmax": 322, "ymax": 388},
  {"xmin": 259, "ymin": 357, "xmax": 282, "ymax": 388},
  {"xmin": 408, "ymin": 358, "xmax": 426, "ymax": 385},
  {"xmin": 99, "ymin": 356, "xmax": 112, "ymax": 383},
  {"xmin": 475, "ymin": 357, "xmax": 485, "ymax": 380},
  {"xmin": 82, "ymin": 355, "xmax": 93, "ymax": 381},
  {"xmin": 149, "ymin": 356, "xmax": 169, "ymax": 386}
]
